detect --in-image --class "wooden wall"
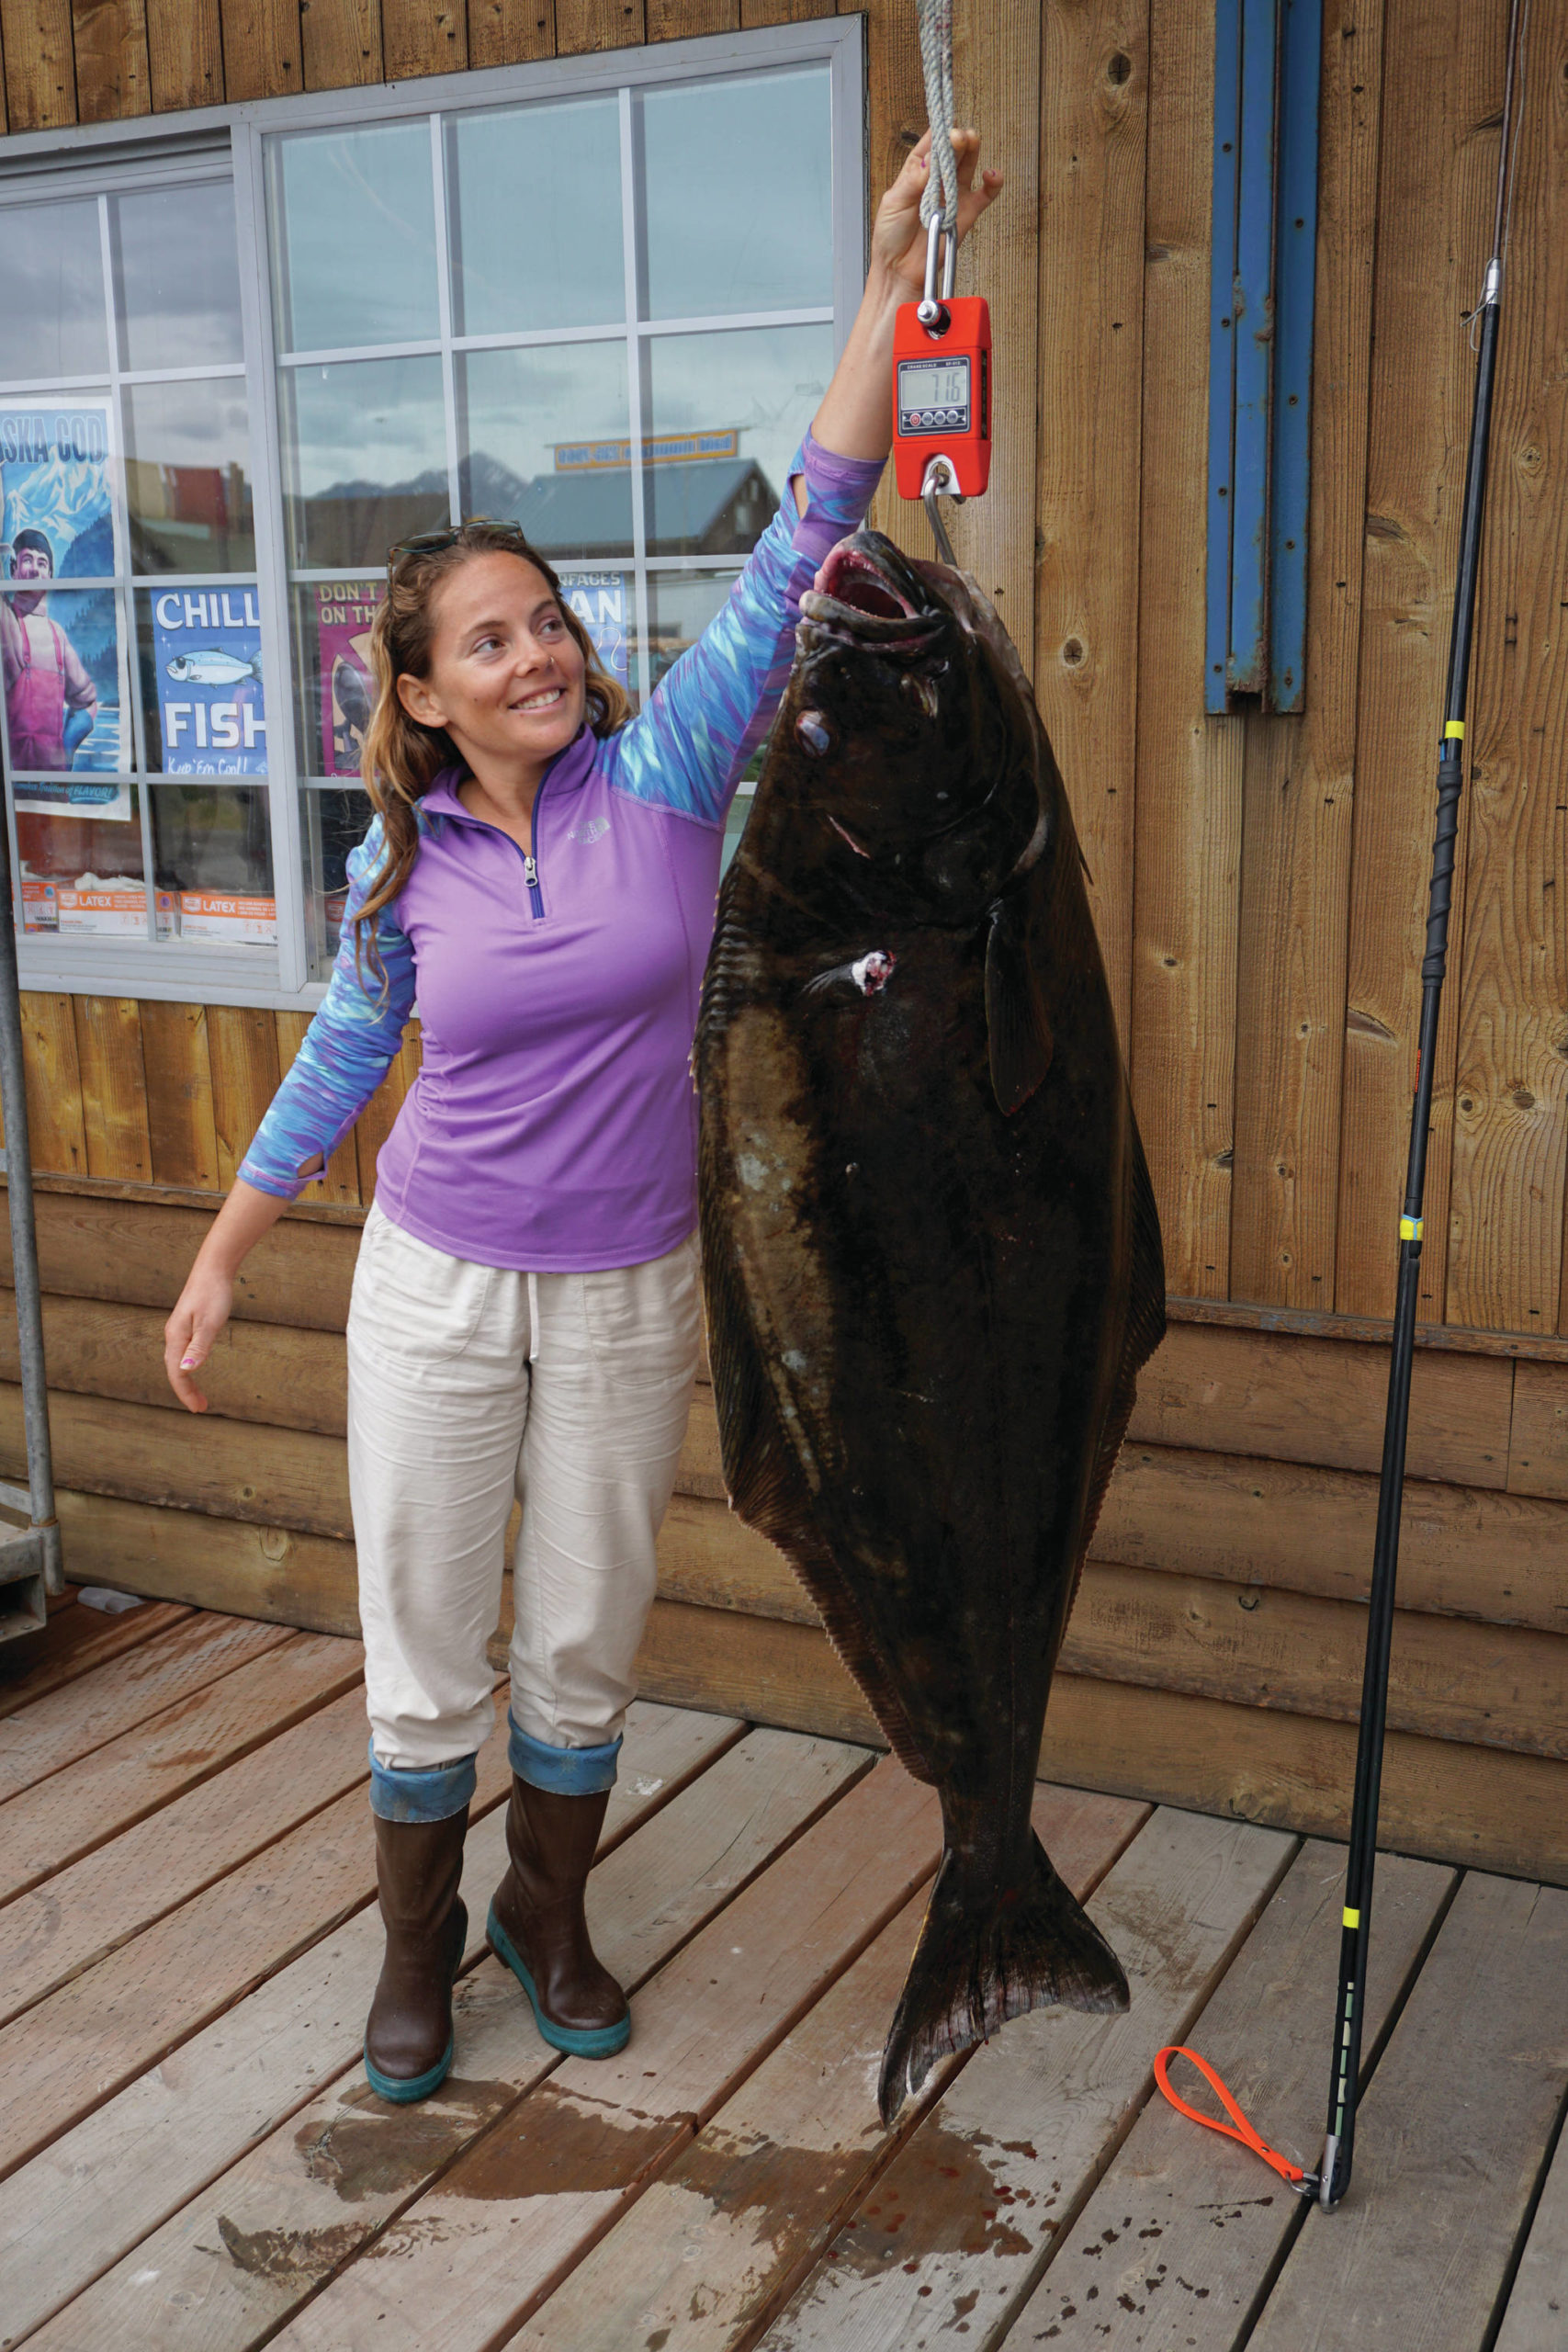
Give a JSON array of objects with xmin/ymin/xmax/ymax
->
[{"xmin": 2, "ymin": 0, "xmax": 1566, "ymax": 1881}]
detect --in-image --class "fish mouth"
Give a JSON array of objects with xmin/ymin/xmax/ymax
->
[{"xmin": 801, "ymin": 545, "xmax": 942, "ymax": 651}]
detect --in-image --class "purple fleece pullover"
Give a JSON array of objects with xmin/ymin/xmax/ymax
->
[{"xmin": 239, "ymin": 434, "xmax": 885, "ymax": 1271}]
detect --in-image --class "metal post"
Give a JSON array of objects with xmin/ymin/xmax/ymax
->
[{"xmin": 0, "ymin": 797, "xmax": 62, "ymax": 1625}]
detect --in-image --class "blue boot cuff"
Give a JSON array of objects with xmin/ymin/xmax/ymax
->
[
  {"xmin": 368, "ymin": 1741, "xmax": 477, "ymax": 1823},
  {"xmin": 507, "ymin": 1714, "xmax": 622, "ymax": 1796}
]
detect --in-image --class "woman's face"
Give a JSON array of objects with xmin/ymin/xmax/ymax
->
[{"xmin": 398, "ymin": 551, "xmax": 587, "ymax": 777}]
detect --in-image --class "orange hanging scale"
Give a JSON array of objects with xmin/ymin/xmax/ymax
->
[{"xmin": 894, "ymin": 213, "xmax": 991, "ymax": 564}]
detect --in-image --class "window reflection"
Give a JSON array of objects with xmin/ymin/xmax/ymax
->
[
  {"xmin": 639, "ymin": 69, "xmax": 832, "ymax": 320},
  {"xmin": 111, "ymin": 185, "xmax": 244, "ymax": 372},
  {"xmin": 448, "ymin": 99, "xmax": 624, "ymax": 334},
  {"xmin": 457, "ymin": 345, "xmax": 632, "ymax": 560},
  {"xmin": 152, "ymin": 783, "xmax": 275, "ymax": 942},
  {"xmin": 0, "ymin": 200, "xmax": 107, "ymax": 384},
  {"xmin": 123, "ymin": 380, "xmax": 254, "ymax": 572},
  {"xmin": 302, "ymin": 785, "xmax": 372, "ymax": 974},
  {"xmin": 281, "ymin": 357, "xmax": 448, "ymax": 570},
  {"xmin": 645, "ymin": 325, "xmax": 829, "ymax": 554},
  {"xmin": 268, "ymin": 123, "xmax": 439, "ymax": 354}
]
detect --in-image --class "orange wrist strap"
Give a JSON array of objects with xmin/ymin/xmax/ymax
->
[{"xmin": 1153, "ymin": 2046, "xmax": 1315, "ymax": 2194}]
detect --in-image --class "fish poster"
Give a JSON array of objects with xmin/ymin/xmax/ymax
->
[
  {"xmin": 1, "ymin": 400, "xmax": 131, "ymax": 819},
  {"xmin": 150, "ymin": 587, "xmax": 267, "ymax": 776},
  {"xmin": 314, "ymin": 582, "xmax": 382, "ymax": 780}
]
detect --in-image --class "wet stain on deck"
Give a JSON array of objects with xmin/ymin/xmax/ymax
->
[
  {"xmin": 819, "ymin": 2115, "xmax": 1048, "ymax": 2273},
  {"xmin": 294, "ymin": 2075, "xmax": 515, "ymax": 2203},
  {"xmin": 672, "ymin": 2123, "xmax": 865, "ymax": 2243},
  {"xmin": 215, "ymin": 2214, "xmax": 366, "ymax": 2280},
  {"xmin": 442, "ymin": 2084, "xmax": 682, "ymax": 2201}
]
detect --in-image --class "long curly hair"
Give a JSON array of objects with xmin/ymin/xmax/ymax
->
[{"xmin": 352, "ymin": 522, "xmax": 632, "ymax": 977}]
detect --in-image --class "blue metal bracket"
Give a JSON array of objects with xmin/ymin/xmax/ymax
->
[{"xmin": 1205, "ymin": 0, "xmax": 1322, "ymax": 714}]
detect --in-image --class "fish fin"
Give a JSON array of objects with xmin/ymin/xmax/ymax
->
[
  {"xmin": 698, "ymin": 1208, "xmax": 936, "ymax": 1787},
  {"xmin": 985, "ymin": 896, "xmax": 1055, "ymax": 1115},
  {"xmin": 878, "ymin": 1830, "xmax": 1129, "ymax": 2125}
]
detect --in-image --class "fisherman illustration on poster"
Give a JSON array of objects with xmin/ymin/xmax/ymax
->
[
  {"xmin": 0, "ymin": 400, "xmax": 130, "ymax": 820},
  {"xmin": 150, "ymin": 587, "xmax": 268, "ymax": 775}
]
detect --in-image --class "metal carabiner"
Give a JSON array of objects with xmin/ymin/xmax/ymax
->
[
  {"xmin": 917, "ymin": 213, "xmax": 958, "ymax": 334},
  {"xmin": 920, "ymin": 453, "xmax": 963, "ymax": 569}
]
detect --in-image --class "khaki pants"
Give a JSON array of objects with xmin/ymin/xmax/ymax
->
[{"xmin": 346, "ymin": 1203, "xmax": 700, "ymax": 1797}]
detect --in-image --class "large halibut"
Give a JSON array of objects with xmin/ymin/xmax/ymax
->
[{"xmin": 696, "ymin": 531, "xmax": 1166, "ymax": 2123}]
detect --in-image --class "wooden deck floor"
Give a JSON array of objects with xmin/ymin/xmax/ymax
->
[{"xmin": 2, "ymin": 1591, "xmax": 1564, "ymax": 2352}]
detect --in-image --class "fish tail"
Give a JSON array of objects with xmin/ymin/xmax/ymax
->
[{"xmin": 877, "ymin": 1828, "xmax": 1128, "ymax": 2127}]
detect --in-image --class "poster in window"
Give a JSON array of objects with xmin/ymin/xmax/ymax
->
[
  {"xmin": 563, "ymin": 571, "xmax": 627, "ymax": 689},
  {"xmin": 0, "ymin": 400, "xmax": 130, "ymax": 818},
  {"xmin": 314, "ymin": 581, "xmax": 382, "ymax": 779},
  {"xmin": 150, "ymin": 586, "xmax": 268, "ymax": 775}
]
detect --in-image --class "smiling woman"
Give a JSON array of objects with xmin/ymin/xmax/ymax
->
[{"xmin": 160, "ymin": 123, "xmax": 1001, "ymax": 2109}]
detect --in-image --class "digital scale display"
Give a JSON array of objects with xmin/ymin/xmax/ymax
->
[{"xmin": 897, "ymin": 356, "xmax": 972, "ymax": 435}]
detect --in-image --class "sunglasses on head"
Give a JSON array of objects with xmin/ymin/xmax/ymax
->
[{"xmin": 386, "ymin": 517, "xmax": 532, "ymax": 576}]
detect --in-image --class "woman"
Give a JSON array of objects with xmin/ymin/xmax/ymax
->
[{"xmin": 164, "ymin": 130, "xmax": 1000, "ymax": 2105}]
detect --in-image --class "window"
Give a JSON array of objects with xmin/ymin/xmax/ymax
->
[{"xmin": 0, "ymin": 21, "xmax": 863, "ymax": 1002}]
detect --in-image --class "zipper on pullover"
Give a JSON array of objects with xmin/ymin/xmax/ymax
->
[{"xmin": 523, "ymin": 851, "xmax": 545, "ymax": 918}]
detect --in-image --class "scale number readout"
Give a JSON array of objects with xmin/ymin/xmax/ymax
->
[{"xmin": 897, "ymin": 356, "xmax": 972, "ymax": 436}]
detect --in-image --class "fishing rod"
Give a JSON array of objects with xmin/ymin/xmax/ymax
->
[
  {"xmin": 1317, "ymin": 0, "xmax": 1529, "ymax": 2213},
  {"xmin": 1155, "ymin": 0, "xmax": 1531, "ymax": 2214}
]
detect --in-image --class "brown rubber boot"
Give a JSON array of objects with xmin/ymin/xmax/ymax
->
[
  {"xmin": 363, "ymin": 1807, "xmax": 469, "ymax": 2102},
  {"xmin": 486, "ymin": 1778, "xmax": 630, "ymax": 2055}
]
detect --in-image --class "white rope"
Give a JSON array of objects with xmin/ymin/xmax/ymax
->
[{"xmin": 917, "ymin": 0, "xmax": 959, "ymax": 232}]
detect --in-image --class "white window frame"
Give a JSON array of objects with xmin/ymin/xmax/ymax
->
[{"xmin": 0, "ymin": 17, "xmax": 866, "ymax": 1009}]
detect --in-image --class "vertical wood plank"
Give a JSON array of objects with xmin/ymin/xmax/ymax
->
[
  {"xmin": 0, "ymin": 0, "xmax": 78, "ymax": 126},
  {"xmin": 1129, "ymin": 0, "xmax": 1243, "ymax": 1296},
  {"xmin": 1228, "ymin": 0, "xmax": 1387, "ymax": 1308},
  {"xmin": 382, "ymin": 0, "xmax": 465, "ymax": 74},
  {"xmin": 353, "ymin": 1016, "xmax": 419, "ymax": 1203},
  {"xmin": 467, "ymin": 0, "xmax": 552, "ymax": 66},
  {"xmin": 853, "ymin": 0, "xmax": 925, "ymax": 564},
  {"xmin": 555, "ymin": 0, "xmax": 642, "ymax": 50},
  {"xmin": 18, "ymin": 993, "xmax": 86, "ymax": 1177},
  {"xmin": 0, "ymin": 4, "xmax": 8, "ymax": 127},
  {"xmin": 300, "ymin": 0, "xmax": 380, "ymax": 85},
  {"xmin": 1445, "ymin": 8, "xmax": 1568, "ymax": 1337},
  {"xmin": 1033, "ymin": 0, "xmax": 1149, "ymax": 1046},
  {"xmin": 1334, "ymin": 0, "xmax": 1502, "ymax": 1320},
  {"xmin": 208, "ymin": 1005, "xmax": 284, "ymax": 1193},
  {"xmin": 275, "ymin": 1012, "xmax": 361, "ymax": 1204},
  {"xmin": 220, "ymin": 0, "xmax": 303, "ymax": 97},
  {"xmin": 71, "ymin": 0, "xmax": 152, "ymax": 119},
  {"xmin": 139, "ymin": 1001, "xmax": 221, "ymax": 1193},
  {"xmin": 647, "ymin": 0, "xmax": 732, "ymax": 36},
  {"xmin": 72, "ymin": 998, "xmax": 152, "ymax": 1183},
  {"xmin": 146, "ymin": 0, "xmax": 221, "ymax": 107},
  {"xmin": 945, "ymin": 0, "xmax": 1039, "ymax": 662}
]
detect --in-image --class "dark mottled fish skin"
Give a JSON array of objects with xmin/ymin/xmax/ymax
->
[{"xmin": 695, "ymin": 530, "xmax": 1166, "ymax": 2124}]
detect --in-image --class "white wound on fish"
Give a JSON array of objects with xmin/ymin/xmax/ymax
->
[{"xmin": 852, "ymin": 951, "xmax": 896, "ymax": 995}]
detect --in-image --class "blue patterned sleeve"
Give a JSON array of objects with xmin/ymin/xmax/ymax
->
[
  {"xmin": 237, "ymin": 817, "xmax": 417, "ymax": 1200},
  {"xmin": 604, "ymin": 430, "xmax": 886, "ymax": 827}
]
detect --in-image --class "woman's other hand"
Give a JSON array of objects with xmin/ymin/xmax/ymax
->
[
  {"xmin": 161, "ymin": 1175, "xmax": 296, "ymax": 1413},
  {"xmin": 871, "ymin": 129, "xmax": 1002, "ymax": 298},
  {"xmin": 164, "ymin": 1261, "xmax": 232, "ymax": 1412}
]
